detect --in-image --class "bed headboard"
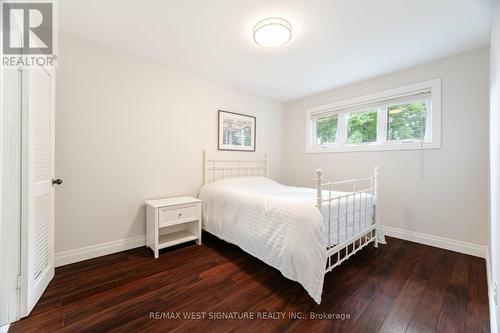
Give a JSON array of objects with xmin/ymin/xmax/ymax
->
[{"xmin": 203, "ymin": 151, "xmax": 269, "ymax": 185}]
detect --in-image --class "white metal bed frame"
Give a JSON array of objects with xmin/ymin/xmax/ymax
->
[
  {"xmin": 316, "ymin": 168, "xmax": 380, "ymax": 273},
  {"xmin": 202, "ymin": 151, "xmax": 380, "ymax": 275}
]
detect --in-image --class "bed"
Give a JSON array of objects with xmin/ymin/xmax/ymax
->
[{"xmin": 199, "ymin": 152, "xmax": 385, "ymax": 303}]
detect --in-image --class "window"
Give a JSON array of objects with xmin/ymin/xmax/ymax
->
[
  {"xmin": 315, "ymin": 115, "xmax": 338, "ymax": 144},
  {"xmin": 387, "ymin": 101, "xmax": 426, "ymax": 141},
  {"xmin": 306, "ymin": 79, "xmax": 441, "ymax": 153},
  {"xmin": 347, "ymin": 110, "xmax": 377, "ymax": 143}
]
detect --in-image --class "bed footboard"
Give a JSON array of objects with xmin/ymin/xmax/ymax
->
[{"xmin": 316, "ymin": 167, "xmax": 381, "ymax": 273}]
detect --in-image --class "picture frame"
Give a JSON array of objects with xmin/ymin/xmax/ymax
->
[{"xmin": 218, "ymin": 110, "xmax": 256, "ymax": 152}]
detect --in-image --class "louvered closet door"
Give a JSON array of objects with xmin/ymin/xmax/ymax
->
[{"xmin": 22, "ymin": 68, "xmax": 55, "ymax": 316}]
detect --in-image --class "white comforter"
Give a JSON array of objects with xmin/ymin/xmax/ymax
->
[{"xmin": 199, "ymin": 176, "xmax": 385, "ymax": 303}]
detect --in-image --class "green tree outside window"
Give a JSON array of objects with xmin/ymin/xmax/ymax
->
[
  {"xmin": 387, "ymin": 102, "xmax": 427, "ymax": 141},
  {"xmin": 316, "ymin": 116, "xmax": 338, "ymax": 144},
  {"xmin": 347, "ymin": 110, "xmax": 377, "ymax": 143}
]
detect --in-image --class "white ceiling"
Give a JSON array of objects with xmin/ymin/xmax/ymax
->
[{"xmin": 59, "ymin": 0, "xmax": 492, "ymax": 102}]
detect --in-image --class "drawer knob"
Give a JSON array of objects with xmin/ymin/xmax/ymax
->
[{"xmin": 178, "ymin": 212, "xmax": 182, "ymax": 218}]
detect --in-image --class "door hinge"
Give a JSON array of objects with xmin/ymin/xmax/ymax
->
[{"xmin": 16, "ymin": 275, "xmax": 22, "ymax": 290}]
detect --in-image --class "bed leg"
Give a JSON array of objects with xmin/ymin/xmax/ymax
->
[
  {"xmin": 373, "ymin": 166, "xmax": 380, "ymax": 249},
  {"xmin": 373, "ymin": 227, "xmax": 379, "ymax": 248}
]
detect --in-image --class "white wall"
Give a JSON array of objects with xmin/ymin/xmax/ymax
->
[
  {"xmin": 283, "ymin": 47, "xmax": 489, "ymax": 248},
  {"xmin": 490, "ymin": 0, "xmax": 500, "ymax": 329},
  {"xmin": 55, "ymin": 35, "xmax": 284, "ymax": 255}
]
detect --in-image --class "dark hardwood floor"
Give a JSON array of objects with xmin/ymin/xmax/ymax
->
[{"xmin": 10, "ymin": 234, "xmax": 489, "ymax": 333}]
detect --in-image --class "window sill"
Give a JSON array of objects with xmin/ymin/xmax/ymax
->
[{"xmin": 306, "ymin": 142, "xmax": 441, "ymax": 154}]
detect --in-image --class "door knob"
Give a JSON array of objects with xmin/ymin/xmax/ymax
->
[{"xmin": 52, "ymin": 178, "xmax": 63, "ymax": 185}]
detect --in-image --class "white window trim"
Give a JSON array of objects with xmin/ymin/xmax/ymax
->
[{"xmin": 306, "ymin": 78, "xmax": 441, "ymax": 153}]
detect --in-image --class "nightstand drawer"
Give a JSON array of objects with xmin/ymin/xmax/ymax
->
[{"xmin": 159, "ymin": 204, "xmax": 197, "ymax": 227}]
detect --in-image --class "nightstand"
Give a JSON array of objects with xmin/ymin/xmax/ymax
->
[{"xmin": 145, "ymin": 196, "xmax": 202, "ymax": 258}]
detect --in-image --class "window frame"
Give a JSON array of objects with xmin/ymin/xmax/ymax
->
[{"xmin": 306, "ymin": 79, "xmax": 441, "ymax": 153}]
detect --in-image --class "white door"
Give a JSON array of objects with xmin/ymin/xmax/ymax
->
[
  {"xmin": 20, "ymin": 67, "xmax": 56, "ymax": 317},
  {"xmin": 1, "ymin": 68, "xmax": 24, "ymax": 325}
]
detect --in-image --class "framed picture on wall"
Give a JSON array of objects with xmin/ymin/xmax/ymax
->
[{"xmin": 218, "ymin": 110, "xmax": 256, "ymax": 151}]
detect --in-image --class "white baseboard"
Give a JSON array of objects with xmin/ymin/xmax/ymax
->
[
  {"xmin": 485, "ymin": 251, "xmax": 498, "ymax": 333},
  {"xmin": 55, "ymin": 235, "xmax": 146, "ymax": 267},
  {"xmin": 383, "ymin": 225, "xmax": 488, "ymax": 258},
  {"xmin": 0, "ymin": 324, "xmax": 9, "ymax": 333}
]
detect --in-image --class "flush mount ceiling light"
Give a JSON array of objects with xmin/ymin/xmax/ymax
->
[{"xmin": 253, "ymin": 17, "xmax": 292, "ymax": 48}]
